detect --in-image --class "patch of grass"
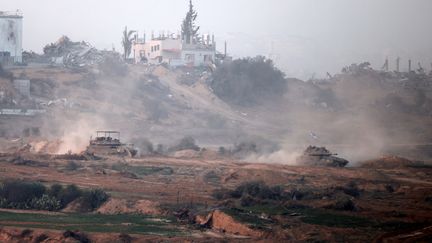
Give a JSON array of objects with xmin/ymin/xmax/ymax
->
[
  {"xmin": 0, "ymin": 211, "xmax": 182, "ymax": 236},
  {"xmin": 236, "ymin": 205, "xmax": 374, "ymax": 228},
  {"xmin": 242, "ymin": 204, "xmax": 289, "ymax": 215},
  {"xmin": 298, "ymin": 208, "xmax": 373, "ymax": 228},
  {"xmin": 376, "ymin": 220, "xmax": 430, "ymax": 231},
  {"xmin": 407, "ymin": 164, "xmax": 432, "ymax": 169},
  {"xmin": 130, "ymin": 166, "xmax": 174, "ymax": 176},
  {"xmin": 111, "ymin": 163, "xmax": 174, "ymax": 176},
  {"xmin": 222, "ymin": 208, "xmax": 272, "ymax": 229}
]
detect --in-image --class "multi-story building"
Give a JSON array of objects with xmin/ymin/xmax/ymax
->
[
  {"xmin": 0, "ymin": 11, "xmax": 23, "ymax": 65},
  {"xmin": 132, "ymin": 33, "xmax": 216, "ymax": 67}
]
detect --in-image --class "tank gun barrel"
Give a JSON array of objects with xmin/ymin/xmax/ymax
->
[{"xmin": 308, "ymin": 153, "xmax": 338, "ymax": 156}]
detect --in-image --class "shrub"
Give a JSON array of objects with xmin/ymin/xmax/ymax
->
[
  {"xmin": 212, "ymin": 189, "xmax": 230, "ymax": 200},
  {"xmin": 119, "ymin": 233, "xmax": 133, "ymax": 243},
  {"xmin": 218, "ymin": 146, "xmax": 226, "ymax": 155},
  {"xmin": 0, "ymin": 181, "xmax": 45, "ymax": 205},
  {"xmin": 34, "ymin": 234, "xmax": 49, "ymax": 243},
  {"xmin": 331, "ymin": 198, "xmax": 357, "ymax": 211},
  {"xmin": 211, "ymin": 56, "xmax": 286, "ymax": 106},
  {"xmin": 0, "ymin": 180, "xmax": 107, "ymax": 212},
  {"xmin": 48, "ymin": 183, "xmax": 63, "ymax": 198},
  {"xmin": 339, "ymin": 181, "xmax": 361, "ymax": 198},
  {"xmin": 80, "ymin": 189, "xmax": 109, "ymax": 211},
  {"xmin": 63, "ymin": 230, "xmax": 90, "ymax": 243},
  {"xmin": 58, "ymin": 184, "xmax": 82, "ymax": 207},
  {"xmin": 156, "ymin": 144, "xmax": 164, "ymax": 154},
  {"xmin": 216, "ymin": 181, "xmax": 286, "ymax": 202},
  {"xmin": 66, "ymin": 161, "xmax": 81, "ymax": 171},
  {"xmin": 30, "ymin": 194, "xmax": 61, "ymax": 211},
  {"xmin": 136, "ymin": 138, "xmax": 154, "ymax": 155},
  {"xmin": 240, "ymin": 194, "xmax": 256, "ymax": 207},
  {"xmin": 170, "ymin": 136, "xmax": 200, "ymax": 152},
  {"xmin": 385, "ymin": 184, "xmax": 395, "ymax": 193},
  {"xmin": 232, "ymin": 141, "xmax": 257, "ymax": 155},
  {"xmin": 20, "ymin": 229, "xmax": 33, "ymax": 237}
]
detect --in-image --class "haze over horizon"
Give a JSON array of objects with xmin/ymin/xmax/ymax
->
[{"xmin": 2, "ymin": 0, "xmax": 432, "ymax": 79}]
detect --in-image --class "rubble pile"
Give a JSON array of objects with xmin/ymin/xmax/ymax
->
[
  {"xmin": 22, "ymin": 51, "xmax": 50, "ymax": 64},
  {"xmin": 42, "ymin": 36, "xmax": 123, "ymax": 68},
  {"xmin": 296, "ymin": 146, "xmax": 349, "ymax": 167}
]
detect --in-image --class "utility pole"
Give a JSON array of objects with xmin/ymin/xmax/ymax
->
[
  {"xmin": 224, "ymin": 41, "xmax": 227, "ymax": 58},
  {"xmin": 396, "ymin": 57, "xmax": 400, "ymax": 72},
  {"xmin": 382, "ymin": 58, "xmax": 389, "ymax": 71},
  {"xmin": 408, "ymin": 59, "xmax": 412, "ymax": 72}
]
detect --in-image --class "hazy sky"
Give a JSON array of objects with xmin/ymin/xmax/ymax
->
[{"xmin": 2, "ymin": 0, "xmax": 432, "ymax": 78}]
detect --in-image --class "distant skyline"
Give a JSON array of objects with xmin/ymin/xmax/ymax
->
[{"xmin": 1, "ymin": 0, "xmax": 432, "ymax": 79}]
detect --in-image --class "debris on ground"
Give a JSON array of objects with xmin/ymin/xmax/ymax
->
[
  {"xmin": 42, "ymin": 36, "xmax": 124, "ymax": 69},
  {"xmin": 296, "ymin": 146, "xmax": 349, "ymax": 167}
]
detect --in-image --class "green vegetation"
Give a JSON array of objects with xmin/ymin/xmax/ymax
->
[
  {"xmin": 297, "ymin": 208, "xmax": 372, "ymax": 228},
  {"xmin": 0, "ymin": 181, "xmax": 108, "ymax": 211},
  {"xmin": 225, "ymin": 205, "xmax": 373, "ymax": 229},
  {"xmin": 65, "ymin": 161, "xmax": 82, "ymax": 171},
  {"xmin": 211, "ymin": 56, "xmax": 286, "ymax": 106},
  {"xmin": 181, "ymin": 0, "xmax": 200, "ymax": 44},
  {"xmin": 169, "ymin": 136, "xmax": 200, "ymax": 152},
  {"xmin": 407, "ymin": 163, "xmax": 432, "ymax": 169},
  {"xmin": 111, "ymin": 163, "xmax": 174, "ymax": 176},
  {"xmin": 80, "ymin": 189, "xmax": 109, "ymax": 212},
  {"xmin": 212, "ymin": 181, "xmax": 287, "ymax": 206},
  {"xmin": 222, "ymin": 208, "xmax": 271, "ymax": 229},
  {"xmin": 121, "ymin": 26, "xmax": 135, "ymax": 59},
  {"xmin": 230, "ymin": 204, "xmax": 426, "ymax": 232},
  {"xmin": 0, "ymin": 211, "xmax": 181, "ymax": 236}
]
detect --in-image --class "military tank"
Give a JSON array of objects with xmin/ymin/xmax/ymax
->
[
  {"xmin": 296, "ymin": 146, "xmax": 349, "ymax": 167},
  {"xmin": 86, "ymin": 131, "xmax": 138, "ymax": 157}
]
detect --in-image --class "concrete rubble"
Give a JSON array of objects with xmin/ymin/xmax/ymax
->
[{"xmin": 42, "ymin": 36, "xmax": 123, "ymax": 68}]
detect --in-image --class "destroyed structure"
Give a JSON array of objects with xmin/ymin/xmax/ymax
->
[
  {"xmin": 0, "ymin": 11, "xmax": 23, "ymax": 65},
  {"xmin": 42, "ymin": 36, "xmax": 122, "ymax": 68},
  {"xmin": 296, "ymin": 146, "xmax": 349, "ymax": 167},
  {"xmin": 131, "ymin": 1, "xmax": 218, "ymax": 67},
  {"xmin": 132, "ymin": 33, "xmax": 216, "ymax": 67},
  {"xmin": 86, "ymin": 131, "xmax": 138, "ymax": 157}
]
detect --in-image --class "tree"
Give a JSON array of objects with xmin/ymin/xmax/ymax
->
[
  {"xmin": 121, "ymin": 26, "xmax": 136, "ymax": 60},
  {"xmin": 181, "ymin": 0, "xmax": 200, "ymax": 44},
  {"xmin": 211, "ymin": 56, "xmax": 287, "ymax": 106}
]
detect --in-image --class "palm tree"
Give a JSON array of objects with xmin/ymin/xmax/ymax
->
[{"xmin": 121, "ymin": 26, "xmax": 136, "ymax": 60}]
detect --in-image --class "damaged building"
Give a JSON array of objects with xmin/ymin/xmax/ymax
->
[
  {"xmin": 131, "ymin": 0, "xmax": 216, "ymax": 67},
  {"xmin": 0, "ymin": 11, "xmax": 23, "ymax": 65},
  {"xmin": 132, "ymin": 33, "xmax": 216, "ymax": 67}
]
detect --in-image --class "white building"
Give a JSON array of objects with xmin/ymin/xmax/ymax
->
[
  {"xmin": 0, "ymin": 11, "xmax": 23, "ymax": 64},
  {"xmin": 132, "ymin": 33, "xmax": 215, "ymax": 67},
  {"xmin": 133, "ymin": 37, "xmax": 182, "ymax": 65},
  {"xmin": 181, "ymin": 43, "xmax": 215, "ymax": 67}
]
